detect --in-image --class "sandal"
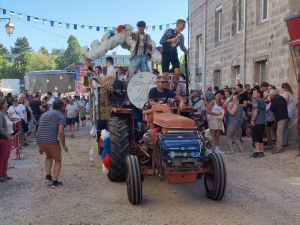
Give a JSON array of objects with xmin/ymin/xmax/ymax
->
[
  {"xmin": 226, "ymin": 150, "xmax": 234, "ymax": 154},
  {"xmin": 70, "ymin": 134, "xmax": 74, "ymax": 138}
]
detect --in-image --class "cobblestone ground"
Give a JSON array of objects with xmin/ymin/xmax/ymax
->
[{"xmin": 0, "ymin": 121, "xmax": 299, "ymax": 225}]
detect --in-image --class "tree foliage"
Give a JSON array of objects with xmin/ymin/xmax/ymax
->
[
  {"xmin": 38, "ymin": 46, "xmax": 49, "ymax": 55},
  {"xmin": 51, "ymin": 48, "xmax": 65, "ymax": 55},
  {"xmin": 0, "ymin": 43, "xmax": 9, "ymax": 55},
  {"xmin": 0, "ymin": 55, "xmax": 12, "ymax": 79},
  {"xmin": 55, "ymin": 35, "xmax": 82, "ymax": 69},
  {"xmin": 179, "ymin": 55, "xmax": 186, "ymax": 75},
  {"xmin": 10, "ymin": 52, "xmax": 32, "ymax": 80},
  {"xmin": 10, "ymin": 37, "xmax": 33, "ymax": 54},
  {"xmin": 28, "ymin": 52, "xmax": 57, "ymax": 71}
]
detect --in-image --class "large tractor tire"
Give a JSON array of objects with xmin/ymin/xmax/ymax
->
[
  {"xmin": 107, "ymin": 118, "xmax": 130, "ymax": 182},
  {"xmin": 204, "ymin": 152, "xmax": 227, "ymax": 200},
  {"xmin": 126, "ymin": 155, "xmax": 142, "ymax": 205}
]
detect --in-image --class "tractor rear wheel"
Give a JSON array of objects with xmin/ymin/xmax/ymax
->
[
  {"xmin": 107, "ymin": 117, "xmax": 130, "ymax": 182},
  {"xmin": 126, "ymin": 155, "xmax": 142, "ymax": 205},
  {"xmin": 204, "ymin": 152, "xmax": 227, "ymax": 200}
]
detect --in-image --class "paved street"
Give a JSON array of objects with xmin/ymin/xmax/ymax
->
[{"xmin": 0, "ymin": 121, "xmax": 299, "ymax": 225}]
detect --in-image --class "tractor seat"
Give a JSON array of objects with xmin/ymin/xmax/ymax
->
[{"xmin": 153, "ymin": 113, "xmax": 195, "ymax": 129}]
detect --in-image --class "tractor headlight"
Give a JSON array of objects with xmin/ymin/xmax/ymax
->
[{"xmin": 143, "ymin": 133, "xmax": 152, "ymax": 142}]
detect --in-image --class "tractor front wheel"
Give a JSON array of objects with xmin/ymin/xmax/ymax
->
[
  {"xmin": 126, "ymin": 155, "xmax": 142, "ymax": 205},
  {"xmin": 204, "ymin": 152, "xmax": 227, "ymax": 200}
]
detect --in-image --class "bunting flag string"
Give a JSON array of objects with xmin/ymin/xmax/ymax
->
[{"xmin": 0, "ymin": 7, "xmax": 176, "ymax": 32}]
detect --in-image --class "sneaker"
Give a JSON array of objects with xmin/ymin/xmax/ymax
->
[
  {"xmin": 258, "ymin": 152, "xmax": 265, "ymax": 157},
  {"xmin": 250, "ymin": 152, "xmax": 259, "ymax": 158},
  {"xmin": 206, "ymin": 149, "xmax": 212, "ymax": 154},
  {"xmin": 215, "ymin": 147, "xmax": 224, "ymax": 154},
  {"xmin": 45, "ymin": 175, "xmax": 52, "ymax": 186},
  {"xmin": 51, "ymin": 180, "xmax": 63, "ymax": 189}
]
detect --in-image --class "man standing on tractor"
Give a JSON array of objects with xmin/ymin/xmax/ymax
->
[
  {"xmin": 160, "ymin": 19, "xmax": 189, "ymax": 90},
  {"xmin": 148, "ymin": 75, "xmax": 185, "ymax": 110},
  {"xmin": 129, "ymin": 21, "xmax": 153, "ymax": 79}
]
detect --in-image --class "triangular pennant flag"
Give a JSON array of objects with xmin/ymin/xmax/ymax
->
[
  {"xmin": 81, "ymin": 25, "xmax": 84, "ymax": 29},
  {"xmin": 74, "ymin": 24, "xmax": 77, "ymax": 29},
  {"xmin": 166, "ymin": 24, "xmax": 169, "ymax": 28},
  {"xmin": 3, "ymin": 9, "xmax": 6, "ymax": 14},
  {"xmin": 58, "ymin": 22, "xmax": 62, "ymax": 27},
  {"xmin": 18, "ymin": 13, "xmax": 22, "ymax": 19},
  {"xmin": 43, "ymin": 19, "xmax": 46, "ymax": 25},
  {"xmin": 66, "ymin": 23, "xmax": 70, "ymax": 29},
  {"xmin": 152, "ymin": 26, "xmax": 155, "ymax": 31},
  {"xmin": 159, "ymin": 25, "xmax": 162, "ymax": 30},
  {"xmin": 89, "ymin": 26, "xmax": 92, "ymax": 30},
  {"xmin": 27, "ymin": 16, "xmax": 30, "ymax": 21},
  {"xmin": 10, "ymin": 11, "xmax": 14, "ymax": 16},
  {"xmin": 104, "ymin": 27, "xmax": 107, "ymax": 32},
  {"xmin": 34, "ymin": 17, "xmax": 38, "ymax": 23},
  {"xmin": 96, "ymin": 27, "xmax": 100, "ymax": 31},
  {"xmin": 50, "ymin": 21, "xmax": 54, "ymax": 26}
]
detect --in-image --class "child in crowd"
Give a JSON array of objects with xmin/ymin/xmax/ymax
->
[{"xmin": 79, "ymin": 105, "xmax": 86, "ymax": 127}]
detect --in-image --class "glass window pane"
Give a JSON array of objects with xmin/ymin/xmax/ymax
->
[{"xmin": 263, "ymin": 0, "xmax": 268, "ymax": 20}]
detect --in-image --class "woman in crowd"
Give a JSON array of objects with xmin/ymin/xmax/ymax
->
[
  {"xmin": 206, "ymin": 91, "xmax": 224, "ymax": 154},
  {"xmin": 223, "ymin": 90, "xmax": 233, "ymax": 134},
  {"xmin": 0, "ymin": 98, "xmax": 13, "ymax": 182},
  {"xmin": 225, "ymin": 95, "xmax": 244, "ymax": 153},
  {"xmin": 280, "ymin": 83, "xmax": 293, "ymax": 146},
  {"xmin": 24, "ymin": 99, "xmax": 36, "ymax": 142},
  {"xmin": 7, "ymin": 96, "xmax": 28, "ymax": 146}
]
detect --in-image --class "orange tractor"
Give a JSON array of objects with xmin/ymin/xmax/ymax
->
[{"xmin": 104, "ymin": 102, "xmax": 227, "ymax": 205}]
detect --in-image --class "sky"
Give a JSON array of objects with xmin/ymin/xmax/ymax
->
[{"xmin": 0, "ymin": 0, "xmax": 189, "ymax": 56}]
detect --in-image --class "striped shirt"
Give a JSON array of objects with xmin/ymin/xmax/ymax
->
[
  {"xmin": 159, "ymin": 28, "xmax": 187, "ymax": 53},
  {"xmin": 36, "ymin": 110, "xmax": 66, "ymax": 144}
]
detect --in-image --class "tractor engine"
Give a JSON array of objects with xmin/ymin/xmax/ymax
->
[{"xmin": 158, "ymin": 131, "xmax": 206, "ymax": 184}]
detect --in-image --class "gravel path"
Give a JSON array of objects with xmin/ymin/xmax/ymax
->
[{"xmin": 0, "ymin": 121, "xmax": 299, "ymax": 225}]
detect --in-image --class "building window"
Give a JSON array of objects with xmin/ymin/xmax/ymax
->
[
  {"xmin": 236, "ymin": 0, "xmax": 241, "ymax": 33},
  {"xmin": 101, "ymin": 59, "xmax": 106, "ymax": 64},
  {"xmin": 116, "ymin": 59, "xmax": 123, "ymax": 64},
  {"xmin": 235, "ymin": 66, "xmax": 242, "ymax": 85},
  {"xmin": 261, "ymin": 0, "xmax": 268, "ymax": 22},
  {"xmin": 214, "ymin": 70, "xmax": 221, "ymax": 88},
  {"xmin": 124, "ymin": 59, "xmax": 130, "ymax": 64},
  {"xmin": 216, "ymin": 5, "xmax": 222, "ymax": 42},
  {"xmin": 197, "ymin": 35, "xmax": 203, "ymax": 67}
]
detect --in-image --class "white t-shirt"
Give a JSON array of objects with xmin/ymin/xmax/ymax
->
[
  {"xmin": 66, "ymin": 104, "xmax": 78, "ymax": 118},
  {"xmin": 47, "ymin": 97, "xmax": 55, "ymax": 110},
  {"xmin": 5, "ymin": 115, "xmax": 14, "ymax": 134},
  {"xmin": 106, "ymin": 65, "xmax": 116, "ymax": 76},
  {"xmin": 7, "ymin": 104, "xmax": 26, "ymax": 120}
]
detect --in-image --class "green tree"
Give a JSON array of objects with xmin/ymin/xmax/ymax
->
[
  {"xmin": 10, "ymin": 37, "xmax": 33, "ymax": 54},
  {"xmin": 179, "ymin": 55, "xmax": 186, "ymax": 75},
  {"xmin": 0, "ymin": 55, "xmax": 13, "ymax": 79},
  {"xmin": 55, "ymin": 35, "xmax": 82, "ymax": 69},
  {"xmin": 10, "ymin": 52, "xmax": 31, "ymax": 80},
  {"xmin": 51, "ymin": 48, "xmax": 65, "ymax": 55},
  {"xmin": 0, "ymin": 43, "xmax": 9, "ymax": 55},
  {"xmin": 28, "ymin": 52, "xmax": 57, "ymax": 71},
  {"xmin": 38, "ymin": 46, "xmax": 49, "ymax": 55}
]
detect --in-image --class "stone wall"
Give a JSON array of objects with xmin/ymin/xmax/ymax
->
[{"xmin": 189, "ymin": 0, "xmax": 299, "ymax": 140}]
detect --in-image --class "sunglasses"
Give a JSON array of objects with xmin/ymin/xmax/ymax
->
[
  {"xmin": 223, "ymin": 87, "xmax": 228, "ymax": 89},
  {"xmin": 159, "ymin": 81, "xmax": 168, "ymax": 84},
  {"xmin": 13, "ymin": 99, "xmax": 18, "ymax": 102}
]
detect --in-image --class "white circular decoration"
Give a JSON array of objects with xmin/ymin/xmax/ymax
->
[
  {"xmin": 127, "ymin": 72, "xmax": 157, "ymax": 109},
  {"xmin": 46, "ymin": 79, "xmax": 49, "ymax": 83},
  {"xmin": 55, "ymin": 87, "xmax": 58, "ymax": 90}
]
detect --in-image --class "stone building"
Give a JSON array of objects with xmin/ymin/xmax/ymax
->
[{"xmin": 189, "ymin": 0, "xmax": 299, "ymax": 140}]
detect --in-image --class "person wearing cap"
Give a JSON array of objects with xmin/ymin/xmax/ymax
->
[
  {"xmin": 160, "ymin": 19, "xmax": 188, "ymax": 91},
  {"xmin": 129, "ymin": 21, "xmax": 152, "ymax": 79},
  {"xmin": 189, "ymin": 89, "xmax": 206, "ymax": 123}
]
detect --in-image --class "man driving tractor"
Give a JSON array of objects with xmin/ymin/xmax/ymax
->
[{"xmin": 148, "ymin": 75, "xmax": 185, "ymax": 110}]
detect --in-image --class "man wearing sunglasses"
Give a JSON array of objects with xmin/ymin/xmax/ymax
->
[{"xmin": 148, "ymin": 76, "xmax": 185, "ymax": 110}]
